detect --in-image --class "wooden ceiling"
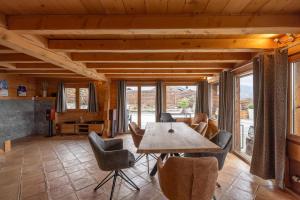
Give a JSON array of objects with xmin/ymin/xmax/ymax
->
[{"xmin": 0, "ymin": 0, "xmax": 300, "ymax": 81}]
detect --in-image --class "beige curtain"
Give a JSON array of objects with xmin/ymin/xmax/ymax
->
[
  {"xmin": 218, "ymin": 71, "xmax": 234, "ymax": 133},
  {"xmin": 195, "ymin": 80, "xmax": 209, "ymax": 115},
  {"xmin": 250, "ymin": 49, "xmax": 288, "ymax": 188}
]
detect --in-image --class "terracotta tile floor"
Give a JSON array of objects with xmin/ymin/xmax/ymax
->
[{"xmin": 0, "ymin": 134, "xmax": 297, "ymax": 200}]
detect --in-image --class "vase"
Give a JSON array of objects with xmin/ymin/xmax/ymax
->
[{"xmin": 42, "ymin": 90, "xmax": 47, "ymax": 97}]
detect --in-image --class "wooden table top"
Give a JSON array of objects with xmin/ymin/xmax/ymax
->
[{"xmin": 137, "ymin": 122, "xmax": 220, "ymax": 154}]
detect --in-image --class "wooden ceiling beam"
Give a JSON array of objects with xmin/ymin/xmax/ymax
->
[
  {"xmin": 14, "ymin": 63, "xmax": 61, "ymax": 69},
  {"xmin": 0, "ymin": 53, "xmax": 43, "ymax": 63},
  {"xmin": 48, "ymin": 38, "xmax": 275, "ymax": 53},
  {"xmin": 0, "ymin": 26, "xmax": 107, "ymax": 81},
  {"xmin": 106, "ymin": 74, "xmax": 212, "ymax": 79},
  {"xmin": 7, "ymin": 15, "xmax": 300, "ymax": 35},
  {"xmin": 98, "ymin": 69, "xmax": 222, "ymax": 74},
  {"xmin": 0, "ymin": 45, "xmax": 16, "ymax": 53},
  {"xmin": 72, "ymin": 52, "xmax": 250, "ymax": 63},
  {"xmin": 87, "ymin": 63, "xmax": 232, "ymax": 69},
  {"xmin": 0, "ymin": 63, "xmax": 16, "ymax": 69}
]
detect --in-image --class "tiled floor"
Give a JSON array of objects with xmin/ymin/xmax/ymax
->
[{"xmin": 0, "ymin": 134, "xmax": 297, "ymax": 200}]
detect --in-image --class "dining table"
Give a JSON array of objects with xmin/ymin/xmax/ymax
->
[{"xmin": 137, "ymin": 122, "xmax": 221, "ymax": 176}]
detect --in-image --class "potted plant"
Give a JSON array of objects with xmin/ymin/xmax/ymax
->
[
  {"xmin": 178, "ymin": 98, "xmax": 189, "ymax": 114},
  {"xmin": 248, "ymin": 104, "xmax": 254, "ymax": 120}
]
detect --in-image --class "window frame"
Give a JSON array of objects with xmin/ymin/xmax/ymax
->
[
  {"xmin": 65, "ymin": 83, "xmax": 89, "ymax": 111},
  {"xmin": 289, "ymin": 62, "xmax": 300, "ymax": 136}
]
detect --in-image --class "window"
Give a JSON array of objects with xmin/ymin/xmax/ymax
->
[
  {"xmin": 210, "ymin": 82, "xmax": 219, "ymax": 119},
  {"xmin": 65, "ymin": 87, "xmax": 89, "ymax": 110},
  {"xmin": 291, "ymin": 62, "xmax": 300, "ymax": 136},
  {"xmin": 79, "ymin": 88, "xmax": 89, "ymax": 109},
  {"xmin": 166, "ymin": 85, "xmax": 196, "ymax": 118},
  {"xmin": 65, "ymin": 88, "xmax": 76, "ymax": 109}
]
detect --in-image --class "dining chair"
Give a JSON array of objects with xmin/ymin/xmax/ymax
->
[
  {"xmin": 185, "ymin": 130, "xmax": 232, "ymax": 188},
  {"xmin": 190, "ymin": 112, "xmax": 209, "ymax": 129},
  {"xmin": 158, "ymin": 156, "xmax": 218, "ymax": 200},
  {"xmin": 194, "ymin": 122, "xmax": 208, "ymax": 136},
  {"xmin": 129, "ymin": 122, "xmax": 157, "ymax": 173},
  {"xmin": 160, "ymin": 113, "xmax": 176, "ymax": 122},
  {"xmin": 205, "ymin": 119, "xmax": 219, "ymax": 140},
  {"xmin": 88, "ymin": 132, "xmax": 139, "ymax": 200}
]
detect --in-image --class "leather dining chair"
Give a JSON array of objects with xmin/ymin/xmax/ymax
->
[
  {"xmin": 129, "ymin": 122, "xmax": 157, "ymax": 173},
  {"xmin": 190, "ymin": 112, "xmax": 209, "ymax": 129},
  {"xmin": 185, "ymin": 130, "xmax": 232, "ymax": 188},
  {"xmin": 160, "ymin": 113, "xmax": 176, "ymax": 122},
  {"xmin": 158, "ymin": 156, "xmax": 218, "ymax": 200},
  {"xmin": 194, "ymin": 122, "xmax": 208, "ymax": 136},
  {"xmin": 88, "ymin": 132, "xmax": 139, "ymax": 200}
]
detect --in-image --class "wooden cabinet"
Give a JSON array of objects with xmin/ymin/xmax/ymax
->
[
  {"xmin": 61, "ymin": 124, "xmax": 75, "ymax": 134},
  {"xmin": 60, "ymin": 123, "xmax": 103, "ymax": 135}
]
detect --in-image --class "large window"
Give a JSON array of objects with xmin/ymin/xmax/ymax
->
[
  {"xmin": 210, "ymin": 82, "xmax": 219, "ymax": 119},
  {"xmin": 291, "ymin": 62, "xmax": 300, "ymax": 136},
  {"xmin": 166, "ymin": 85, "xmax": 196, "ymax": 118},
  {"xmin": 65, "ymin": 87, "xmax": 89, "ymax": 110},
  {"xmin": 234, "ymin": 73, "xmax": 254, "ymax": 161}
]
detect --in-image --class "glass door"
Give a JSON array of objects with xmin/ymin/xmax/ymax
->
[
  {"xmin": 126, "ymin": 86, "xmax": 138, "ymax": 125},
  {"xmin": 234, "ymin": 73, "xmax": 254, "ymax": 161},
  {"xmin": 126, "ymin": 85, "xmax": 156, "ymax": 128}
]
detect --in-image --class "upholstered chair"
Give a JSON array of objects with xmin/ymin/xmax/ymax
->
[
  {"xmin": 160, "ymin": 113, "xmax": 176, "ymax": 122},
  {"xmin": 88, "ymin": 132, "xmax": 139, "ymax": 200},
  {"xmin": 194, "ymin": 122, "xmax": 208, "ymax": 136},
  {"xmin": 205, "ymin": 119, "xmax": 219, "ymax": 140},
  {"xmin": 158, "ymin": 156, "xmax": 218, "ymax": 200},
  {"xmin": 191, "ymin": 113, "xmax": 209, "ymax": 129},
  {"xmin": 185, "ymin": 131, "xmax": 232, "ymax": 188},
  {"xmin": 129, "ymin": 122, "xmax": 157, "ymax": 173}
]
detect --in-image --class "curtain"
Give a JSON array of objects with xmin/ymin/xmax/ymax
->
[
  {"xmin": 250, "ymin": 49, "xmax": 288, "ymax": 188},
  {"xmin": 117, "ymin": 80, "xmax": 127, "ymax": 133},
  {"xmin": 218, "ymin": 71, "xmax": 234, "ymax": 133},
  {"xmin": 195, "ymin": 80, "xmax": 209, "ymax": 115},
  {"xmin": 155, "ymin": 81, "xmax": 164, "ymax": 122},
  {"xmin": 88, "ymin": 82, "xmax": 99, "ymax": 112},
  {"xmin": 56, "ymin": 82, "xmax": 66, "ymax": 113}
]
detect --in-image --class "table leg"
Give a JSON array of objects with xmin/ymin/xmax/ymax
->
[{"xmin": 150, "ymin": 153, "xmax": 167, "ymax": 176}]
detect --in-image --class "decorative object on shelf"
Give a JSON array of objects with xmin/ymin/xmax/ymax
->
[
  {"xmin": 17, "ymin": 85, "xmax": 27, "ymax": 96},
  {"xmin": 0, "ymin": 80, "xmax": 8, "ymax": 96},
  {"xmin": 41, "ymin": 81, "xmax": 48, "ymax": 97}
]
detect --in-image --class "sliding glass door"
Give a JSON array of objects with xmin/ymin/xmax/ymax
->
[
  {"xmin": 234, "ymin": 73, "xmax": 254, "ymax": 161},
  {"xmin": 141, "ymin": 86, "xmax": 156, "ymax": 128},
  {"xmin": 126, "ymin": 85, "xmax": 156, "ymax": 128}
]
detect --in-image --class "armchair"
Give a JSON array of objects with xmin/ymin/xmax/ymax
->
[{"xmin": 88, "ymin": 132, "xmax": 139, "ymax": 200}]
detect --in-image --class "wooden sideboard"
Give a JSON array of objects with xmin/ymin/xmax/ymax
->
[{"xmin": 60, "ymin": 123, "xmax": 104, "ymax": 135}]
